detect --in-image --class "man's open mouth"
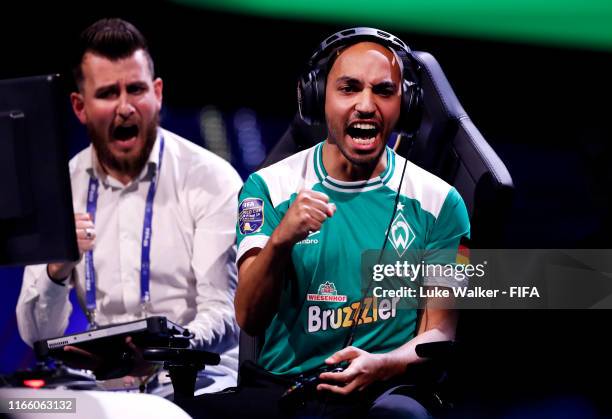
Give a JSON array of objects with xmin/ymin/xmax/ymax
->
[
  {"xmin": 346, "ymin": 122, "xmax": 380, "ymax": 142},
  {"xmin": 113, "ymin": 125, "xmax": 139, "ymax": 141}
]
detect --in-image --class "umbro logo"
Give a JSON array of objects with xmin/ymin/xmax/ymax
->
[{"xmin": 297, "ymin": 230, "xmax": 320, "ymax": 245}]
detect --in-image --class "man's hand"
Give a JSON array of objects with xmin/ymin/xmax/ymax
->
[
  {"xmin": 74, "ymin": 212, "xmax": 96, "ymax": 254},
  {"xmin": 317, "ymin": 346, "xmax": 396, "ymax": 395},
  {"xmin": 271, "ymin": 190, "xmax": 336, "ymax": 248},
  {"xmin": 48, "ymin": 213, "xmax": 96, "ymax": 281},
  {"xmin": 124, "ymin": 336, "xmax": 158, "ymax": 377},
  {"xmin": 61, "ymin": 345, "xmax": 104, "ymax": 371},
  {"xmin": 62, "ymin": 336, "xmax": 157, "ymax": 380}
]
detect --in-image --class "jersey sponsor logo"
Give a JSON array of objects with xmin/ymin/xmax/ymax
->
[
  {"xmin": 318, "ymin": 281, "xmax": 337, "ymax": 295},
  {"xmin": 297, "ymin": 231, "xmax": 320, "ymax": 245},
  {"xmin": 239, "ymin": 198, "xmax": 264, "ymax": 235},
  {"xmin": 388, "ymin": 212, "xmax": 415, "ymax": 257},
  {"xmin": 307, "ymin": 296, "xmax": 400, "ymax": 333},
  {"xmin": 307, "ymin": 281, "xmax": 347, "ymax": 302}
]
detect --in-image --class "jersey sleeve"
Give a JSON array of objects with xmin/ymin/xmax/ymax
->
[
  {"xmin": 236, "ymin": 172, "xmax": 281, "ymax": 263},
  {"xmin": 423, "ymin": 187, "xmax": 471, "ymax": 287}
]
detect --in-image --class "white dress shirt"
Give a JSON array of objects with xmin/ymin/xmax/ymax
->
[{"xmin": 16, "ymin": 128, "xmax": 243, "ymax": 387}]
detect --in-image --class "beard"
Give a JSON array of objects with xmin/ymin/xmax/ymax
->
[{"xmin": 88, "ymin": 113, "xmax": 159, "ymax": 178}]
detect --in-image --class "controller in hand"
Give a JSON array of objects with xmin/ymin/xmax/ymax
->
[{"xmin": 278, "ymin": 365, "xmax": 345, "ymax": 410}]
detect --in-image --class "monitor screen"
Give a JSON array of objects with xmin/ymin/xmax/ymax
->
[{"xmin": 0, "ymin": 74, "xmax": 79, "ymax": 266}]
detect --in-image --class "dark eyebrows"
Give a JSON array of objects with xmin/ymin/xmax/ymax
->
[
  {"xmin": 93, "ymin": 80, "xmax": 148, "ymax": 97},
  {"xmin": 94, "ymin": 84, "xmax": 119, "ymax": 97},
  {"xmin": 375, "ymin": 80, "xmax": 398, "ymax": 91},
  {"xmin": 333, "ymin": 76, "xmax": 398, "ymax": 92},
  {"xmin": 128, "ymin": 81, "xmax": 148, "ymax": 89},
  {"xmin": 334, "ymin": 76, "xmax": 361, "ymax": 86}
]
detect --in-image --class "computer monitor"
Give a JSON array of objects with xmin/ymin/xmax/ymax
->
[{"xmin": 0, "ymin": 74, "xmax": 79, "ymax": 266}]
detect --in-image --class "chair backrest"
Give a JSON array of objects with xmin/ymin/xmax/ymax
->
[
  {"xmin": 242, "ymin": 49, "xmax": 514, "ymax": 366},
  {"xmin": 400, "ymin": 51, "xmax": 514, "ymax": 247}
]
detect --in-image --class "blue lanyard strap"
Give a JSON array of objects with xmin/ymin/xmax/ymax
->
[
  {"xmin": 84, "ymin": 177, "xmax": 99, "ymax": 315},
  {"xmin": 140, "ymin": 136, "xmax": 165, "ymax": 306},
  {"xmin": 84, "ymin": 135, "xmax": 165, "ymax": 327}
]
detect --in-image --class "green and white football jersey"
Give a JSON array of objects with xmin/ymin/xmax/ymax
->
[{"xmin": 237, "ymin": 142, "xmax": 470, "ymax": 376}]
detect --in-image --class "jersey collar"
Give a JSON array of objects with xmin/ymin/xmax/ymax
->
[{"xmin": 313, "ymin": 142, "xmax": 395, "ymax": 193}]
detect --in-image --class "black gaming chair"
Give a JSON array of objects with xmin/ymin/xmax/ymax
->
[
  {"xmin": 401, "ymin": 51, "xmax": 514, "ymax": 247},
  {"xmin": 238, "ymin": 50, "xmax": 514, "ymax": 375}
]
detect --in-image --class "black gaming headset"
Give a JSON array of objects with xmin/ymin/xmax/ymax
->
[{"xmin": 297, "ymin": 27, "xmax": 423, "ymax": 136}]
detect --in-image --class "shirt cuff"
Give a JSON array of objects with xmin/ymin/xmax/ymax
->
[
  {"xmin": 37, "ymin": 268, "xmax": 72, "ymax": 298},
  {"xmin": 237, "ymin": 235, "xmax": 270, "ymax": 262}
]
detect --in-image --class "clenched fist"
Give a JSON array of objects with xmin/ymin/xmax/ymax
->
[
  {"xmin": 74, "ymin": 213, "xmax": 96, "ymax": 254},
  {"xmin": 272, "ymin": 190, "xmax": 336, "ymax": 247}
]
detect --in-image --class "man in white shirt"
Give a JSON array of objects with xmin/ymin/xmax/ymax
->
[{"xmin": 16, "ymin": 18, "xmax": 242, "ymax": 394}]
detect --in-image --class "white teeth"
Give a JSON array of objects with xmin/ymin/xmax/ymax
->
[
  {"xmin": 351, "ymin": 123, "xmax": 376, "ymax": 130},
  {"xmin": 352, "ymin": 137, "xmax": 375, "ymax": 144}
]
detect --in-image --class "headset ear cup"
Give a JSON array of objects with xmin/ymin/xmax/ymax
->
[
  {"xmin": 298, "ymin": 68, "xmax": 327, "ymax": 126},
  {"xmin": 313, "ymin": 68, "xmax": 326, "ymax": 125},
  {"xmin": 409, "ymin": 85, "xmax": 423, "ymax": 135},
  {"xmin": 298, "ymin": 71, "xmax": 314, "ymax": 125},
  {"xmin": 399, "ymin": 79, "xmax": 423, "ymax": 135}
]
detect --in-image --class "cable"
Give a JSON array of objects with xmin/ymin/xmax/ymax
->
[
  {"xmin": 318, "ymin": 133, "xmax": 413, "ymax": 418},
  {"xmin": 343, "ymin": 134, "xmax": 410, "ymax": 349}
]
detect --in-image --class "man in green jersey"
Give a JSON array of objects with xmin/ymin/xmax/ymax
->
[{"xmin": 185, "ymin": 27, "xmax": 470, "ymax": 419}]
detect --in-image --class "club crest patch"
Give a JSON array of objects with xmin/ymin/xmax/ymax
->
[
  {"xmin": 388, "ymin": 212, "xmax": 415, "ymax": 257},
  {"xmin": 239, "ymin": 198, "xmax": 264, "ymax": 235}
]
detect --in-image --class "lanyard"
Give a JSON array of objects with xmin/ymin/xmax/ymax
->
[{"xmin": 84, "ymin": 136, "xmax": 165, "ymax": 329}]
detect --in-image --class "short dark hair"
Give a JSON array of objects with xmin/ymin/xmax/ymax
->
[
  {"xmin": 72, "ymin": 18, "xmax": 155, "ymax": 88},
  {"xmin": 325, "ymin": 43, "xmax": 403, "ymax": 80}
]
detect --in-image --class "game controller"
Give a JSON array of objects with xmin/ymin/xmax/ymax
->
[{"xmin": 278, "ymin": 365, "xmax": 346, "ymax": 410}]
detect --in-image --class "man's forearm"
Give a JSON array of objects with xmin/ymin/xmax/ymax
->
[
  {"xmin": 235, "ymin": 190, "xmax": 335, "ymax": 335},
  {"xmin": 17, "ymin": 265, "xmax": 73, "ymax": 346},
  {"xmin": 234, "ymin": 231, "xmax": 294, "ymax": 336},
  {"xmin": 380, "ymin": 307, "xmax": 458, "ymax": 379}
]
